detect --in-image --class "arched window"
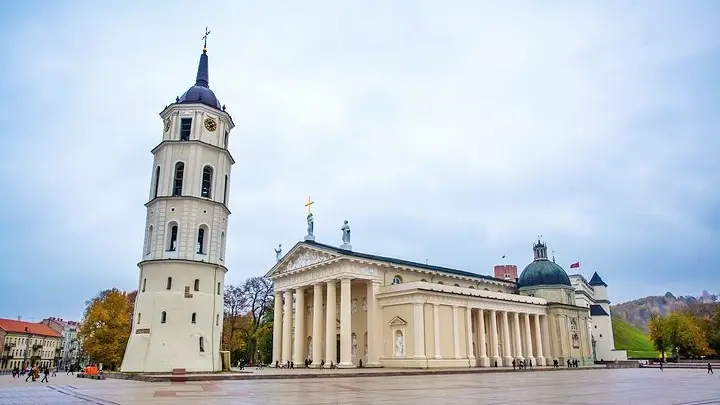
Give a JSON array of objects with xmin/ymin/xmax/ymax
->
[
  {"xmin": 220, "ymin": 232, "xmax": 226, "ymax": 260},
  {"xmin": 438, "ymin": 281, "xmax": 444, "ymax": 285},
  {"xmin": 167, "ymin": 222, "xmax": 178, "ymax": 251},
  {"xmin": 469, "ymin": 286, "xmax": 475, "ymax": 289},
  {"xmin": 152, "ymin": 166, "xmax": 160, "ymax": 198},
  {"xmin": 194, "ymin": 279, "xmax": 200, "ymax": 291},
  {"xmin": 161, "ymin": 311, "xmax": 167, "ymax": 323},
  {"xmin": 217, "ymin": 282, "xmax": 221, "ymax": 295},
  {"xmin": 137, "ymin": 313, "xmax": 141, "ymax": 324},
  {"xmin": 199, "ymin": 336, "xmax": 205, "ymax": 352},
  {"xmin": 223, "ymin": 131, "xmax": 229, "ymax": 148},
  {"xmin": 201, "ymin": 166, "xmax": 213, "ymax": 198},
  {"xmin": 145, "ymin": 226, "xmax": 153, "ymax": 255},
  {"xmin": 391, "ymin": 275, "xmax": 403, "ymax": 285},
  {"xmin": 166, "ymin": 277, "xmax": 172, "ymax": 290},
  {"xmin": 173, "ymin": 162, "xmax": 184, "ymax": 196},
  {"xmin": 484, "ymin": 288, "xmax": 489, "ymax": 291},
  {"xmin": 223, "ymin": 175, "xmax": 228, "ymax": 203},
  {"xmin": 216, "ymin": 314, "xmax": 220, "ymax": 325},
  {"xmin": 196, "ymin": 226, "xmax": 208, "ymax": 254},
  {"xmin": 454, "ymin": 284, "xmax": 460, "ymax": 287},
  {"xmin": 191, "ymin": 313, "xmax": 197, "ymax": 323},
  {"xmin": 142, "ymin": 278, "xmax": 146, "ymax": 292},
  {"xmin": 420, "ymin": 279, "xmax": 427, "ymax": 282}
]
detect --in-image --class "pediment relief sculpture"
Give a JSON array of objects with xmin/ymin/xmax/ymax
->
[{"xmin": 283, "ymin": 250, "xmax": 334, "ymax": 273}]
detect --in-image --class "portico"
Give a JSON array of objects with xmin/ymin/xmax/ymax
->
[{"xmin": 266, "ymin": 239, "xmax": 589, "ymax": 369}]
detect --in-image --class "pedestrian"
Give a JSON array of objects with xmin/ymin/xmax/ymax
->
[
  {"xmin": 512, "ymin": 359, "xmax": 516, "ymax": 370},
  {"xmin": 51, "ymin": 367, "xmax": 57, "ymax": 377},
  {"xmin": 660, "ymin": 361, "xmax": 663, "ymax": 371},
  {"xmin": 708, "ymin": 363, "xmax": 713, "ymax": 375},
  {"xmin": 41, "ymin": 367, "xmax": 49, "ymax": 383}
]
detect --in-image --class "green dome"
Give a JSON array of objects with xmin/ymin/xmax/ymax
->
[{"xmin": 518, "ymin": 259, "xmax": 571, "ymax": 288}]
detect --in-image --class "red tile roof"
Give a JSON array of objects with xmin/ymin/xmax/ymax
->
[{"xmin": 0, "ymin": 318, "xmax": 62, "ymax": 338}]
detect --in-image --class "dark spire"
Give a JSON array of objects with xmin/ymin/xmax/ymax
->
[
  {"xmin": 589, "ymin": 271, "xmax": 608, "ymax": 287},
  {"xmin": 195, "ymin": 51, "xmax": 209, "ymax": 88}
]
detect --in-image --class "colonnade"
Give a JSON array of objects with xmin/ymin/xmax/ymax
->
[
  {"xmin": 272, "ymin": 278, "xmax": 379, "ymax": 368},
  {"xmin": 471, "ymin": 308, "xmax": 551, "ymax": 366}
]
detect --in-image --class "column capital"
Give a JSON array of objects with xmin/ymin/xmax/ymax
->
[
  {"xmin": 312, "ymin": 282, "xmax": 324, "ymax": 288},
  {"xmin": 294, "ymin": 286, "xmax": 305, "ymax": 292},
  {"xmin": 340, "ymin": 277, "xmax": 352, "ymax": 283},
  {"xmin": 325, "ymin": 279, "xmax": 338, "ymax": 286}
]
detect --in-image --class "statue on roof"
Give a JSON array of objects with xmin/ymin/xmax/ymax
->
[
  {"xmin": 274, "ymin": 244, "xmax": 282, "ymax": 262},
  {"xmin": 341, "ymin": 220, "xmax": 351, "ymax": 244}
]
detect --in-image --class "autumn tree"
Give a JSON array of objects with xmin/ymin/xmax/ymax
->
[
  {"xmin": 79, "ymin": 288, "xmax": 134, "ymax": 370},
  {"xmin": 666, "ymin": 311, "xmax": 712, "ymax": 358},
  {"xmin": 648, "ymin": 312, "xmax": 669, "ymax": 360},
  {"xmin": 222, "ymin": 277, "xmax": 273, "ymax": 364}
]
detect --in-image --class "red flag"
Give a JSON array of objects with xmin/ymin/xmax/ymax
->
[{"xmin": 570, "ymin": 262, "xmax": 580, "ymax": 269}]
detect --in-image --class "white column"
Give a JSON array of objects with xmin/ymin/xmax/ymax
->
[
  {"xmin": 281, "ymin": 290, "xmax": 293, "ymax": 364},
  {"xmin": 272, "ymin": 291, "xmax": 283, "ymax": 365},
  {"xmin": 325, "ymin": 280, "xmax": 337, "ymax": 365},
  {"xmin": 524, "ymin": 313, "xmax": 535, "ymax": 364},
  {"xmin": 502, "ymin": 311, "xmax": 512, "ymax": 365},
  {"xmin": 413, "ymin": 302, "xmax": 426, "ymax": 359},
  {"xmin": 312, "ymin": 283, "xmax": 323, "ymax": 367},
  {"xmin": 478, "ymin": 308, "xmax": 489, "ymax": 366},
  {"xmin": 490, "ymin": 310, "xmax": 500, "ymax": 365},
  {"xmin": 513, "ymin": 312, "xmax": 524, "ymax": 362},
  {"xmin": 452, "ymin": 305, "xmax": 461, "ymax": 359},
  {"xmin": 466, "ymin": 307, "xmax": 475, "ymax": 363},
  {"xmin": 433, "ymin": 304, "xmax": 442, "ymax": 359},
  {"xmin": 293, "ymin": 286, "xmax": 305, "ymax": 365},
  {"xmin": 534, "ymin": 314, "xmax": 545, "ymax": 365},
  {"xmin": 338, "ymin": 278, "xmax": 353, "ymax": 367},
  {"xmin": 541, "ymin": 314, "xmax": 552, "ymax": 362},
  {"xmin": 366, "ymin": 280, "xmax": 381, "ymax": 366}
]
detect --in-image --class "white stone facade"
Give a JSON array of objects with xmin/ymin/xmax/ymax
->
[
  {"xmin": 121, "ymin": 54, "xmax": 235, "ymax": 372},
  {"xmin": 267, "ymin": 242, "xmax": 595, "ymax": 369}
]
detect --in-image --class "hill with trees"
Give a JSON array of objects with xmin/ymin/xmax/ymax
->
[{"xmin": 611, "ymin": 291, "xmax": 718, "ymax": 332}]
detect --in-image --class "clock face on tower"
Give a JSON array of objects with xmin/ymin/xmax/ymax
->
[
  {"xmin": 163, "ymin": 118, "xmax": 171, "ymax": 132},
  {"xmin": 204, "ymin": 118, "xmax": 217, "ymax": 132}
]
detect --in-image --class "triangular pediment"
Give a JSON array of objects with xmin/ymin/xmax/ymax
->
[
  {"xmin": 265, "ymin": 242, "xmax": 341, "ymax": 278},
  {"xmin": 388, "ymin": 316, "xmax": 407, "ymax": 326}
]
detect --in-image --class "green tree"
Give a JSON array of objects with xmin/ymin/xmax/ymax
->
[
  {"xmin": 666, "ymin": 311, "xmax": 712, "ymax": 358},
  {"xmin": 79, "ymin": 289, "xmax": 134, "ymax": 370},
  {"xmin": 648, "ymin": 312, "xmax": 669, "ymax": 360}
]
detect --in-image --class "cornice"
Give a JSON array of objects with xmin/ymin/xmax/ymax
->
[
  {"xmin": 150, "ymin": 139, "xmax": 236, "ymax": 165},
  {"xmin": 137, "ymin": 258, "xmax": 228, "ymax": 273},
  {"xmin": 145, "ymin": 195, "xmax": 231, "ymax": 215},
  {"xmin": 377, "ymin": 289, "xmax": 548, "ymax": 315}
]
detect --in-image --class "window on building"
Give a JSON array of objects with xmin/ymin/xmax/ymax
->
[
  {"xmin": 469, "ymin": 286, "xmax": 475, "ymax": 289},
  {"xmin": 173, "ymin": 162, "xmax": 184, "ymax": 196},
  {"xmin": 391, "ymin": 275, "xmax": 403, "ymax": 285},
  {"xmin": 420, "ymin": 279, "xmax": 427, "ymax": 282},
  {"xmin": 161, "ymin": 311, "xmax": 167, "ymax": 323},
  {"xmin": 217, "ymin": 282, "xmax": 221, "ymax": 295},
  {"xmin": 137, "ymin": 313, "xmax": 141, "ymax": 324},
  {"xmin": 201, "ymin": 166, "xmax": 213, "ymax": 198},
  {"xmin": 454, "ymin": 284, "xmax": 460, "ymax": 287},
  {"xmin": 191, "ymin": 313, "xmax": 197, "ymax": 324},
  {"xmin": 168, "ymin": 223, "xmax": 178, "ymax": 251},
  {"xmin": 194, "ymin": 279, "xmax": 200, "ymax": 291},
  {"xmin": 223, "ymin": 131, "xmax": 229, "ymax": 148},
  {"xmin": 196, "ymin": 226, "xmax": 208, "ymax": 254},
  {"xmin": 146, "ymin": 226, "xmax": 153, "ymax": 255},
  {"xmin": 153, "ymin": 166, "xmax": 161, "ymax": 198},
  {"xmin": 142, "ymin": 278, "xmax": 147, "ymax": 292},
  {"xmin": 166, "ymin": 277, "xmax": 172, "ymax": 290},
  {"xmin": 199, "ymin": 337, "xmax": 205, "ymax": 352},
  {"xmin": 220, "ymin": 232, "xmax": 226, "ymax": 260},
  {"xmin": 438, "ymin": 281, "xmax": 444, "ymax": 285},
  {"xmin": 180, "ymin": 118, "xmax": 192, "ymax": 140},
  {"xmin": 223, "ymin": 175, "xmax": 228, "ymax": 203},
  {"xmin": 216, "ymin": 314, "xmax": 219, "ymax": 326}
]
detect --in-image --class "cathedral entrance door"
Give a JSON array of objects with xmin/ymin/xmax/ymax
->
[{"xmin": 336, "ymin": 334, "xmax": 341, "ymax": 364}]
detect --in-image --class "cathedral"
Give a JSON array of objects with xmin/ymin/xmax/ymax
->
[
  {"xmin": 267, "ymin": 231, "xmax": 627, "ymax": 368},
  {"xmin": 122, "ymin": 36, "xmax": 233, "ymax": 372}
]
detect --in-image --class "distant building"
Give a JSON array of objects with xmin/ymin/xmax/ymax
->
[
  {"xmin": 0, "ymin": 318, "xmax": 62, "ymax": 370},
  {"xmin": 493, "ymin": 265, "xmax": 518, "ymax": 281},
  {"xmin": 569, "ymin": 273, "xmax": 627, "ymax": 361},
  {"xmin": 40, "ymin": 317, "xmax": 83, "ymax": 368}
]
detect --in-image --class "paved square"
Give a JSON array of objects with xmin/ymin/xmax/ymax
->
[{"xmin": 0, "ymin": 369, "xmax": 718, "ymax": 404}]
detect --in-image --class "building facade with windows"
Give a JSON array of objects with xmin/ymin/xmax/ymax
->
[
  {"xmin": 268, "ymin": 238, "xmax": 608, "ymax": 369},
  {"xmin": 569, "ymin": 273, "xmax": 627, "ymax": 361},
  {"xmin": 40, "ymin": 317, "xmax": 83, "ymax": 368},
  {"xmin": 121, "ymin": 43, "xmax": 234, "ymax": 373},
  {"xmin": 0, "ymin": 318, "xmax": 62, "ymax": 370}
]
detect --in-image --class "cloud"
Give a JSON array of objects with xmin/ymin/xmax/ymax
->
[{"xmin": 1, "ymin": 0, "xmax": 719, "ymax": 320}]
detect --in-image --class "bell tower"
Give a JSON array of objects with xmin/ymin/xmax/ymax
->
[{"xmin": 121, "ymin": 35, "xmax": 235, "ymax": 373}]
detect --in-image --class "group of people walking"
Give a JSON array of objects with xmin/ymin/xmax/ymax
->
[{"xmin": 11, "ymin": 365, "xmax": 55, "ymax": 383}]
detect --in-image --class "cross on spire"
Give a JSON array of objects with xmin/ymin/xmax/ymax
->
[
  {"xmin": 202, "ymin": 26, "xmax": 211, "ymax": 52},
  {"xmin": 305, "ymin": 196, "xmax": 315, "ymax": 215}
]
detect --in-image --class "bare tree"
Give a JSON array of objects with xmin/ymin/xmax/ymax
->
[
  {"xmin": 223, "ymin": 284, "xmax": 247, "ymax": 350},
  {"xmin": 242, "ymin": 277, "xmax": 274, "ymax": 333}
]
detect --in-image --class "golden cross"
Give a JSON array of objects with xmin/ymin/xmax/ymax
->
[{"xmin": 304, "ymin": 196, "xmax": 315, "ymax": 215}]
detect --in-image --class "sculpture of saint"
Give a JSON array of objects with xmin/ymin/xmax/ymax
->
[
  {"xmin": 352, "ymin": 299, "xmax": 358, "ymax": 313},
  {"xmin": 307, "ymin": 213, "xmax": 314, "ymax": 236},
  {"xmin": 274, "ymin": 244, "xmax": 282, "ymax": 262},
  {"xmin": 341, "ymin": 220, "xmax": 351, "ymax": 244},
  {"xmin": 394, "ymin": 331, "xmax": 404, "ymax": 358},
  {"xmin": 351, "ymin": 333, "xmax": 358, "ymax": 358}
]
